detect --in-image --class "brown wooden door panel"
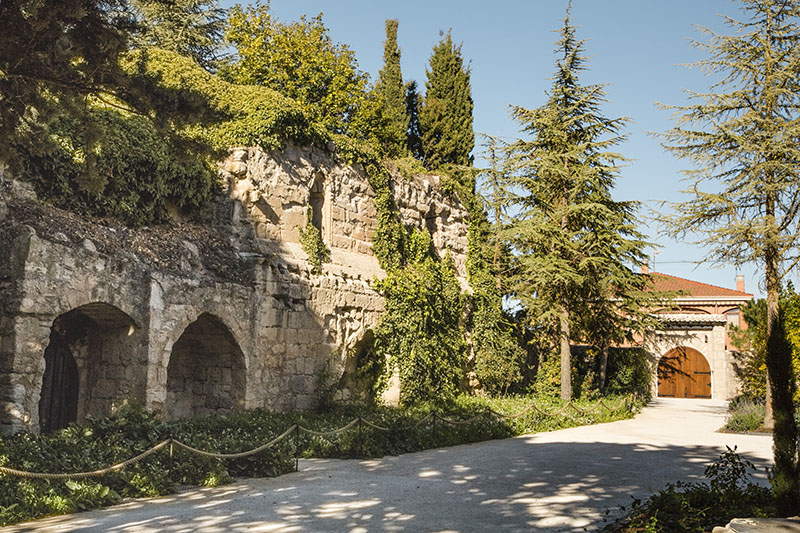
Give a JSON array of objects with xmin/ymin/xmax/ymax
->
[{"xmin": 657, "ymin": 347, "xmax": 711, "ymax": 399}]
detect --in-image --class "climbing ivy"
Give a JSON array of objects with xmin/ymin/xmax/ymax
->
[
  {"xmin": 373, "ymin": 229, "xmax": 466, "ymax": 404},
  {"xmin": 299, "ymin": 207, "xmax": 330, "ymax": 274},
  {"xmin": 10, "ymin": 48, "xmax": 327, "ymax": 226},
  {"xmin": 331, "ymin": 136, "xmax": 470, "ymax": 404}
]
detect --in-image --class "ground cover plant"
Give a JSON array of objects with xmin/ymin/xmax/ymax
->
[
  {"xmin": 721, "ymin": 395, "xmax": 800, "ymax": 434},
  {"xmin": 0, "ymin": 394, "xmax": 641, "ymax": 525},
  {"xmin": 606, "ymin": 447, "xmax": 774, "ymax": 532}
]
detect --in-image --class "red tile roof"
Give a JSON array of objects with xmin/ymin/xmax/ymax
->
[{"xmin": 648, "ymin": 272, "xmax": 753, "ymax": 299}]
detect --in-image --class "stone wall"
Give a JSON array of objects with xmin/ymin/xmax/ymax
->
[{"xmin": 0, "ymin": 145, "xmax": 469, "ymax": 434}]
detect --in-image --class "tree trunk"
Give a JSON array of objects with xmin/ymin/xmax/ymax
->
[
  {"xmin": 559, "ymin": 306, "xmax": 572, "ymax": 400},
  {"xmin": 598, "ymin": 344, "xmax": 609, "ymax": 392},
  {"xmin": 764, "ymin": 373, "xmax": 774, "ymax": 429}
]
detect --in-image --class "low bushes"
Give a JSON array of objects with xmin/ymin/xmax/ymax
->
[
  {"xmin": 0, "ymin": 394, "xmax": 640, "ymax": 525},
  {"xmin": 723, "ymin": 397, "xmax": 766, "ymax": 433},
  {"xmin": 606, "ymin": 447, "xmax": 774, "ymax": 532}
]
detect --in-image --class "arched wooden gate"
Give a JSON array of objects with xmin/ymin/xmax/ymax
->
[{"xmin": 657, "ymin": 347, "xmax": 712, "ymax": 399}]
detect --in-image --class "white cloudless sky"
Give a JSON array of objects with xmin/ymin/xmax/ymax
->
[{"xmin": 222, "ymin": 0, "xmax": 780, "ymax": 297}]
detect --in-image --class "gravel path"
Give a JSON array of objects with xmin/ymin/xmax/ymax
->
[{"xmin": 4, "ymin": 398, "xmax": 774, "ymax": 532}]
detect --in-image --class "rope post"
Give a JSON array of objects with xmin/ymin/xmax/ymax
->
[
  {"xmin": 357, "ymin": 416, "xmax": 363, "ymax": 458},
  {"xmin": 294, "ymin": 423, "xmax": 300, "ymax": 472},
  {"xmin": 168, "ymin": 440, "xmax": 174, "ymax": 475},
  {"xmin": 432, "ymin": 411, "xmax": 437, "ymax": 445}
]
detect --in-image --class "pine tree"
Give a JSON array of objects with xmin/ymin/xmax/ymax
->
[
  {"xmin": 662, "ymin": 0, "xmax": 800, "ymax": 514},
  {"xmin": 373, "ymin": 19, "xmax": 408, "ymax": 157},
  {"xmin": 505, "ymin": 8, "xmax": 649, "ymax": 401},
  {"xmin": 419, "ymin": 31, "xmax": 474, "ymax": 172},
  {"xmin": 130, "ymin": 0, "xmax": 228, "ymax": 71},
  {"xmin": 469, "ymin": 134, "xmax": 525, "ymax": 394}
]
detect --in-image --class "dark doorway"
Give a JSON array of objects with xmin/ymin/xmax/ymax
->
[
  {"xmin": 657, "ymin": 347, "xmax": 712, "ymax": 399},
  {"xmin": 38, "ymin": 302, "xmax": 141, "ymax": 432},
  {"xmin": 39, "ymin": 330, "xmax": 79, "ymax": 432}
]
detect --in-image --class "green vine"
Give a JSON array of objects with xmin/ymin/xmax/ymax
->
[
  {"xmin": 464, "ymin": 192, "xmax": 526, "ymax": 395},
  {"xmin": 299, "ymin": 207, "xmax": 330, "ymax": 274},
  {"xmin": 331, "ymin": 135, "xmax": 468, "ymax": 404}
]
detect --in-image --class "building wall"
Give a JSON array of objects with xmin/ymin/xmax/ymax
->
[
  {"xmin": 0, "ymin": 145, "xmax": 468, "ymax": 434},
  {"xmin": 645, "ymin": 323, "xmax": 740, "ymax": 400}
]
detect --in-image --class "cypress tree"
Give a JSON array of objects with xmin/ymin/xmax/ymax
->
[
  {"xmin": 662, "ymin": 0, "xmax": 800, "ymax": 514},
  {"xmin": 405, "ymin": 80, "xmax": 423, "ymax": 159},
  {"xmin": 505, "ymin": 8, "xmax": 650, "ymax": 401},
  {"xmin": 373, "ymin": 19, "xmax": 408, "ymax": 157},
  {"xmin": 419, "ymin": 31, "xmax": 474, "ymax": 171}
]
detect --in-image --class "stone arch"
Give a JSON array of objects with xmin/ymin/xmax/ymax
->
[
  {"xmin": 657, "ymin": 346, "xmax": 712, "ymax": 399},
  {"xmin": 39, "ymin": 302, "xmax": 140, "ymax": 432},
  {"xmin": 166, "ymin": 313, "xmax": 246, "ymax": 419}
]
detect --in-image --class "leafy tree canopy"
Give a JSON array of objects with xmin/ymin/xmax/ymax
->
[
  {"xmin": 0, "ymin": 0, "xmax": 135, "ymax": 162},
  {"xmin": 224, "ymin": 1, "xmax": 369, "ymax": 136}
]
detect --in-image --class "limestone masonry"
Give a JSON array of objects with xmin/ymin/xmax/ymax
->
[{"xmin": 0, "ymin": 145, "xmax": 469, "ymax": 435}]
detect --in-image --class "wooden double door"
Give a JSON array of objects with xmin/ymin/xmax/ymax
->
[{"xmin": 657, "ymin": 347, "xmax": 712, "ymax": 399}]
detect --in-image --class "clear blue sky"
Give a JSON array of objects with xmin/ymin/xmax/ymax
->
[{"xmin": 224, "ymin": 0, "xmax": 771, "ymax": 297}]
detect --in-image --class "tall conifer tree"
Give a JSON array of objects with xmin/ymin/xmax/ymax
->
[
  {"xmin": 663, "ymin": 0, "xmax": 800, "ymax": 514},
  {"xmin": 419, "ymin": 31, "xmax": 474, "ymax": 171},
  {"xmin": 373, "ymin": 19, "xmax": 408, "ymax": 157},
  {"xmin": 505, "ymin": 8, "xmax": 649, "ymax": 400},
  {"xmin": 405, "ymin": 80, "xmax": 423, "ymax": 159}
]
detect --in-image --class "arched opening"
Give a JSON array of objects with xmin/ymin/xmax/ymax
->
[
  {"xmin": 657, "ymin": 346, "xmax": 712, "ymax": 399},
  {"xmin": 309, "ymin": 172, "xmax": 330, "ymax": 242},
  {"xmin": 166, "ymin": 313, "xmax": 246, "ymax": 419},
  {"xmin": 39, "ymin": 303, "xmax": 139, "ymax": 432}
]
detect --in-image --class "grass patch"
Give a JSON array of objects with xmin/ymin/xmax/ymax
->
[{"xmin": 0, "ymin": 394, "xmax": 640, "ymax": 525}]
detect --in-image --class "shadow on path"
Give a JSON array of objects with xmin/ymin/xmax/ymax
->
[{"xmin": 8, "ymin": 434, "xmax": 773, "ymax": 532}]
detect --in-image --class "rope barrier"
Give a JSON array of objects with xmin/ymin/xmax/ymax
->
[
  {"xmin": 0, "ymin": 396, "xmax": 638, "ymax": 479},
  {"xmin": 297, "ymin": 418, "xmax": 359, "ymax": 437},
  {"xmin": 170, "ymin": 424, "xmax": 297, "ymax": 460},
  {"xmin": 0, "ymin": 439, "xmax": 172, "ymax": 480}
]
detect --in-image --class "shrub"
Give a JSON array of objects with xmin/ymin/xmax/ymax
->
[
  {"xmin": 723, "ymin": 397, "xmax": 766, "ymax": 433},
  {"xmin": 609, "ymin": 447, "xmax": 774, "ymax": 532}
]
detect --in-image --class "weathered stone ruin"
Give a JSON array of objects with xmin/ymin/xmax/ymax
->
[{"xmin": 0, "ymin": 145, "xmax": 468, "ymax": 435}]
